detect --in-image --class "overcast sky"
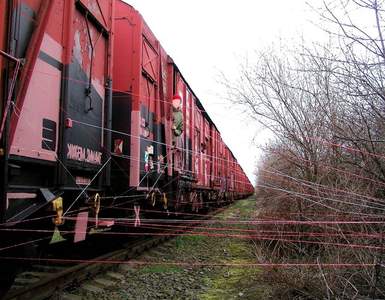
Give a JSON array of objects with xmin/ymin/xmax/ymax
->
[{"xmin": 123, "ymin": 0, "xmax": 317, "ymax": 183}]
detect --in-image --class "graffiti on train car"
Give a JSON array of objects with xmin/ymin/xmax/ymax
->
[{"xmin": 67, "ymin": 144, "xmax": 102, "ymax": 165}]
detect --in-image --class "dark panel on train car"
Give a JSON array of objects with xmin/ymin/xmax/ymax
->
[
  {"xmin": 134, "ymin": 100, "xmax": 168, "ymax": 189},
  {"xmin": 58, "ymin": 3, "xmax": 111, "ymax": 187},
  {"xmin": 11, "ymin": 2, "xmax": 36, "ymax": 58},
  {"xmin": 111, "ymin": 91, "xmax": 132, "ymax": 191},
  {"xmin": 64, "ymin": 60, "xmax": 104, "ymax": 168}
]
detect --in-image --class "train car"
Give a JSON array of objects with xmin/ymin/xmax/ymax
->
[
  {"xmin": 112, "ymin": 1, "xmax": 183, "ymax": 212},
  {"xmin": 0, "ymin": 0, "xmax": 115, "ymax": 294},
  {"xmin": 111, "ymin": 0, "xmax": 251, "ymax": 213},
  {"xmin": 0, "ymin": 0, "xmax": 253, "ymax": 296},
  {"xmin": 0, "ymin": 0, "xmax": 115, "ymax": 222},
  {"xmin": 112, "ymin": 1, "xmax": 167, "ymax": 192}
]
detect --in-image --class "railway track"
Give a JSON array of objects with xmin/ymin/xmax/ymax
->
[
  {"xmin": 3, "ymin": 205, "xmax": 229, "ymax": 300},
  {"xmin": 4, "ymin": 236, "xmax": 166, "ymax": 300}
]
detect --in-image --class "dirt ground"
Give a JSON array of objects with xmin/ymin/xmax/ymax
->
[{"xmin": 71, "ymin": 197, "xmax": 272, "ymax": 300}]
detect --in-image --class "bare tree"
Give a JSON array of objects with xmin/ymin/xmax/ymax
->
[{"xmin": 223, "ymin": 0, "xmax": 385, "ymax": 298}]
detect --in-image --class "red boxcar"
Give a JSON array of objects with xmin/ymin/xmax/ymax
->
[
  {"xmin": 110, "ymin": 0, "xmax": 254, "ymax": 209},
  {"xmin": 0, "ymin": 0, "xmax": 253, "ymax": 294},
  {"xmin": 0, "ymin": 0, "xmax": 115, "ymax": 294},
  {"xmin": 1, "ymin": 0, "xmax": 115, "ymax": 221},
  {"xmin": 0, "ymin": 0, "xmax": 254, "ymax": 239}
]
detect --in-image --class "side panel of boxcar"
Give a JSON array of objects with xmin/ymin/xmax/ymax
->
[{"xmin": 1, "ymin": 0, "xmax": 113, "ymax": 223}]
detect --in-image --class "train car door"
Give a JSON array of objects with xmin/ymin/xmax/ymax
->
[{"xmin": 60, "ymin": 1, "xmax": 111, "ymax": 187}]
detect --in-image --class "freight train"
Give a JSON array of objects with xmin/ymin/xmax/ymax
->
[{"xmin": 0, "ymin": 0, "xmax": 254, "ymax": 295}]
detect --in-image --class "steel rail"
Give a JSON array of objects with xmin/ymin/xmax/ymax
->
[{"xmin": 3, "ymin": 204, "xmax": 232, "ymax": 300}]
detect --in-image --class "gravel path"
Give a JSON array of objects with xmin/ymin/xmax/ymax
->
[{"xmin": 64, "ymin": 198, "xmax": 271, "ymax": 300}]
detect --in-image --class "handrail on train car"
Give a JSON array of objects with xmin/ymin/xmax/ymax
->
[{"xmin": 0, "ymin": 50, "xmax": 19, "ymax": 62}]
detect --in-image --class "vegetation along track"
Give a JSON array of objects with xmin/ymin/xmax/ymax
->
[{"xmin": 3, "ymin": 202, "xmax": 233, "ymax": 300}]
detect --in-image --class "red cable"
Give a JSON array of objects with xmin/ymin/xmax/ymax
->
[{"xmin": 0, "ymin": 256, "xmax": 376, "ymax": 268}]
